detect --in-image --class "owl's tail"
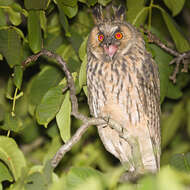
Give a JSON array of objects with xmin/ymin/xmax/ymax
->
[
  {"xmin": 98, "ymin": 124, "xmax": 159, "ymax": 175},
  {"xmin": 121, "ymin": 127, "xmax": 160, "ymax": 176}
]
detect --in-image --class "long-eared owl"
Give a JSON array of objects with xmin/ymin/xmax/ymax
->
[{"xmin": 86, "ymin": 5, "xmax": 161, "ymax": 177}]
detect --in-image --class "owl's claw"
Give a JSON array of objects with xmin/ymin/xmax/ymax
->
[
  {"xmin": 102, "ymin": 116, "xmax": 110, "ymax": 128},
  {"xmin": 102, "ymin": 117, "xmax": 124, "ymax": 132},
  {"xmin": 103, "ymin": 116, "xmax": 110, "ymax": 123}
]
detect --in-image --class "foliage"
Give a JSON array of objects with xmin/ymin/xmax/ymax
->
[{"xmin": 0, "ymin": 0, "xmax": 190, "ymax": 189}]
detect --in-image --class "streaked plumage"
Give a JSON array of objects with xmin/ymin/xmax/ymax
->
[{"xmin": 86, "ymin": 6, "xmax": 161, "ymax": 177}]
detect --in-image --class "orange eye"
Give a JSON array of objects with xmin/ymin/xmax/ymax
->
[
  {"xmin": 98, "ymin": 34, "xmax": 104, "ymax": 42},
  {"xmin": 115, "ymin": 32, "xmax": 123, "ymax": 40}
]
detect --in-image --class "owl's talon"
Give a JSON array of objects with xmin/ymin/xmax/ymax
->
[{"xmin": 103, "ymin": 116, "xmax": 110, "ymax": 124}]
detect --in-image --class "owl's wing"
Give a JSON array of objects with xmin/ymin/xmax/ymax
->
[
  {"xmin": 87, "ymin": 86, "xmax": 96, "ymax": 116},
  {"xmin": 139, "ymin": 52, "xmax": 161, "ymax": 167}
]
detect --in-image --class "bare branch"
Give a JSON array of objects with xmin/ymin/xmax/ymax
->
[
  {"xmin": 51, "ymin": 118, "xmax": 106, "ymax": 168},
  {"xmin": 51, "ymin": 117, "xmax": 129, "ymax": 168},
  {"xmin": 143, "ymin": 28, "xmax": 180, "ymax": 57},
  {"xmin": 143, "ymin": 28, "xmax": 190, "ymax": 83}
]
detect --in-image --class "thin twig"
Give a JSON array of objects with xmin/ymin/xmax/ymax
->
[
  {"xmin": 143, "ymin": 28, "xmax": 190, "ymax": 83},
  {"xmin": 143, "ymin": 28, "xmax": 180, "ymax": 57}
]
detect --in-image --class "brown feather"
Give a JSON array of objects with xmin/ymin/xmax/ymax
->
[{"xmin": 87, "ymin": 9, "xmax": 160, "ymax": 175}]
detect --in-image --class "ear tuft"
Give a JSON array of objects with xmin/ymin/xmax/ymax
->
[
  {"xmin": 113, "ymin": 5, "xmax": 126, "ymax": 21},
  {"xmin": 93, "ymin": 4, "xmax": 104, "ymax": 24}
]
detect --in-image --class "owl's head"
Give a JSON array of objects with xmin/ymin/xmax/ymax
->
[{"xmin": 87, "ymin": 5, "xmax": 138, "ymax": 62}]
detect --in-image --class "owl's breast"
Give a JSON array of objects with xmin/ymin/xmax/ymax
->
[{"xmin": 87, "ymin": 57, "xmax": 146, "ymax": 127}]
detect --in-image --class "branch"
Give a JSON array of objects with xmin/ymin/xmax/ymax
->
[
  {"xmin": 23, "ymin": 49, "xmax": 131, "ymax": 169},
  {"xmin": 143, "ymin": 29, "xmax": 190, "ymax": 83},
  {"xmin": 51, "ymin": 118, "xmax": 106, "ymax": 168}
]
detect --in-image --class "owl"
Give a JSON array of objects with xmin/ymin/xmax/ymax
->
[{"xmin": 86, "ymin": 6, "xmax": 161, "ymax": 179}]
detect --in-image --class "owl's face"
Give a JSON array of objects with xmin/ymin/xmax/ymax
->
[{"xmin": 88, "ymin": 20, "xmax": 133, "ymax": 62}]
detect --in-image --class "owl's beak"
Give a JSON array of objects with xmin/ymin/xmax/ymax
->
[{"xmin": 103, "ymin": 44, "xmax": 118, "ymax": 58}]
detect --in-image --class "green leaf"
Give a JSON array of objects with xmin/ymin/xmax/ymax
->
[
  {"xmin": 78, "ymin": 0, "xmax": 97, "ymax": 7},
  {"xmin": 10, "ymin": 2, "xmax": 28, "ymax": 16},
  {"xmin": 25, "ymin": 161, "xmax": 55, "ymax": 190},
  {"xmin": 161, "ymin": 102, "xmax": 185, "ymax": 148},
  {"xmin": 126, "ymin": 0, "xmax": 146, "ymax": 24},
  {"xmin": 36, "ymin": 85, "xmax": 64, "ymax": 127},
  {"xmin": 0, "ymin": 136, "xmax": 26, "ymax": 181},
  {"xmin": 42, "ymin": 160, "xmax": 54, "ymax": 185},
  {"xmin": 56, "ymin": 0, "xmax": 77, "ymax": 7},
  {"xmin": 98, "ymin": 0, "xmax": 112, "ymax": 6},
  {"xmin": 56, "ymin": 91, "xmax": 71, "ymax": 142},
  {"xmin": 6, "ymin": 6, "xmax": 21, "ymax": 26},
  {"xmin": 70, "ymin": 10, "xmax": 93, "ymax": 37},
  {"xmin": 28, "ymin": 66, "xmax": 62, "ymax": 108},
  {"xmin": 44, "ymin": 34, "xmax": 65, "ymax": 52},
  {"xmin": 20, "ymin": 117, "xmax": 39, "ymax": 144},
  {"xmin": 163, "ymin": 0, "xmax": 185, "ymax": 16},
  {"xmin": 70, "ymin": 177, "xmax": 103, "ymax": 190},
  {"xmin": 103, "ymin": 167, "xmax": 125, "ymax": 189},
  {"xmin": 6, "ymin": 78, "xmax": 14, "ymax": 99},
  {"xmin": 57, "ymin": 2, "xmax": 71, "ymax": 37},
  {"xmin": 157, "ymin": 166, "xmax": 184, "ymax": 190},
  {"xmin": 25, "ymin": 172, "xmax": 47, "ymax": 190},
  {"xmin": 0, "ymin": 28, "xmax": 23, "ymax": 67},
  {"xmin": 170, "ymin": 153, "xmax": 190, "ymax": 172},
  {"xmin": 0, "ymin": 161, "xmax": 13, "ymax": 183},
  {"xmin": 43, "ymin": 135, "xmax": 62, "ymax": 162},
  {"xmin": 24, "ymin": 0, "xmax": 49, "ymax": 10},
  {"xmin": 79, "ymin": 36, "xmax": 88, "ymax": 61},
  {"xmin": 132, "ymin": 7, "xmax": 149, "ymax": 27},
  {"xmin": 66, "ymin": 167, "xmax": 103, "ymax": 190},
  {"xmin": 13, "ymin": 26, "xmax": 27, "ymax": 43},
  {"xmin": 148, "ymin": 44, "xmax": 173, "ymax": 103},
  {"xmin": 79, "ymin": 55, "xmax": 87, "ymax": 89},
  {"xmin": 61, "ymin": 5, "xmax": 78, "ymax": 18},
  {"xmin": 27, "ymin": 10, "xmax": 42, "ymax": 53},
  {"xmin": 187, "ymin": 99, "xmax": 190, "ymax": 137},
  {"xmin": 161, "ymin": 9, "xmax": 190, "ymax": 52},
  {"xmin": 0, "ymin": 0, "xmax": 13, "ymax": 6},
  {"xmin": 175, "ymin": 73, "xmax": 190, "ymax": 90},
  {"xmin": 13, "ymin": 65, "xmax": 23, "ymax": 89},
  {"xmin": 83, "ymin": 86, "xmax": 88, "ymax": 97},
  {"xmin": 0, "ymin": 9, "xmax": 7, "ymax": 26},
  {"xmin": 1, "ymin": 112, "xmax": 24, "ymax": 132},
  {"xmin": 117, "ymin": 183, "xmax": 135, "ymax": 190},
  {"xmin": 166, "ymin": 81, "xmax": 182, "ymax": 100},
  {"xmin": 49, "ymin": 173, "xmax": 67, "ymax": 190},
  {"xmin": 40, "ymin": 11, "xmax": 47, "ymax": 38},
  {"xmin": 138, "ymin": 175, "xmax": 157, "ymax": 190},
  {"xmin": 56, "ymin": 43, "xmax": 80, "ymax": 72},
  {"xmin": 0, "ymin": 104, "xmax": 5, "ymax": 122}
]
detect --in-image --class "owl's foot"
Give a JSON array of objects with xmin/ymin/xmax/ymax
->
[
  {"xmin": 102, "ymin": 117, "xmax": 123, "ymax": 132},
  {"xmin": 102, "ymin": 116, "xmax": 110, "ymax": 128}
]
